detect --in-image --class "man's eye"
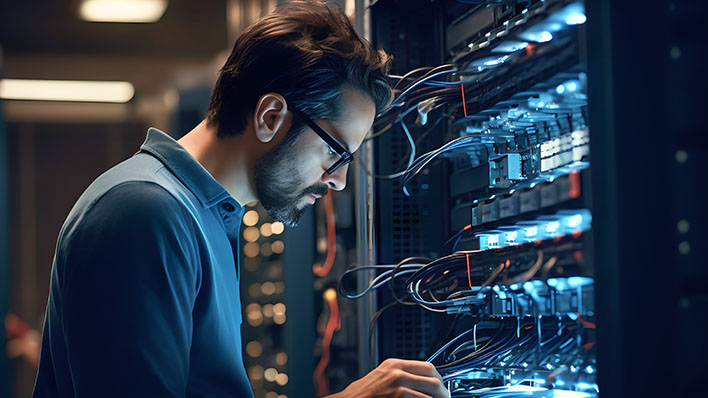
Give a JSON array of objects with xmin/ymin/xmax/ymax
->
[{"xmin": 327, "ymin": 146, "xmax": 337, "ymax": 156}]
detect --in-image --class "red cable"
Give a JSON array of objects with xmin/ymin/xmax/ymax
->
[
  {"xmin": 466, "ymin": 252, "xmax": 472, "ymax": 289},
  {"xmin": 569, "ymin": 171, "xmax": 581, "ymax": 199},
  {"xmin": 460, "ymin": 81, "xmax": 468, "ymax": 118},
  {"xmin": 313, "ymin": 293, "xmax": 341, "ymax": 397},
  {"xmin": 577, "ymin": 313, "xmax": 596, "ymax": 329},
  {"xmin": 312, "ymin": 192, "xmax": 336, "ymax": 277}
]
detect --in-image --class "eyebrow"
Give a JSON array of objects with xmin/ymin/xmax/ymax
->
[
  {"xmin": 329, "ymin": 122, "xmax": 366, "ymax": 155},
  {"xmin": 336, "ymin": 135, "xmax": 353, "ymax": 154},
  {"xmin": 315, "ymin": 118, "xmax": 353, "ymax": 153}
]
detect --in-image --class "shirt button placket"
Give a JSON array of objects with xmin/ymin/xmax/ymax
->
[{"xmin": 220, "ymin": 201, "xmax": 238, "ymax": 232}]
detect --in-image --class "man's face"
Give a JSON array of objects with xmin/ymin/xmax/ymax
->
[{"xmin": 253, "ymin": 88, "xmax": 376, "ymax": 226}]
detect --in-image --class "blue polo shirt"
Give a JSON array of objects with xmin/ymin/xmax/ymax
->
[{"xmin": 34, "ymin": 128, "xmax": 253, "ymax": 397}]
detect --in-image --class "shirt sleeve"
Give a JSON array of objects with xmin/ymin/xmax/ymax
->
[{"xmin": 58, "ymin": 181, "xmax": 201, "ymax": 397}]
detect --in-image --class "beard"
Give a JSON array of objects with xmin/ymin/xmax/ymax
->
[{"xmin": 253, "ymin": 127, "xmax": 329, "ymax": 227}]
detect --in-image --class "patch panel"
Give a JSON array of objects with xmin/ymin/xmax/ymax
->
[
  {"xmin": 450, "ymin": 169, "xmax": 586, "ymax": 235},
  {"xmin": 477, "ymin": 209, "xmax": 591, "ymax": 250}
]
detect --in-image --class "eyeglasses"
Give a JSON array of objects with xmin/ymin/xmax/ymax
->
[{"xmin": 291, "ymin": 108, "xmax": 353, "ymax": 175}]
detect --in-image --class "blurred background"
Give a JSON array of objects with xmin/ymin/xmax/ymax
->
[
  {"xmin": 0, "ymin": 1, "xmax": 367, "ymax": 397},
  {"xmin": 4, "ymin": 1, "xmax": 708, "ymax": 398}
]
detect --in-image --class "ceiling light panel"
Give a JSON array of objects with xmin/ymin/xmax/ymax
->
[
  {"xmin": 0, "ymin": 79, "xmax": 135, "ymax": 103},
  {"xmin": 79, "ymin": 0, "xmax": 168, "ymax": 23}
]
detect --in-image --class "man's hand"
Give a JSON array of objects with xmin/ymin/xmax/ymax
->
[{"xmin": 327, "ymin": 358, "xmax": 450, "ymax": 398}]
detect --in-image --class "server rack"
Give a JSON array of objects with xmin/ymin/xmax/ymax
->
[
  {"xmin": 587, "ymin": 2, "xmax": 707, "ymax": 397},
  {"xmin": 352, "ymin": 0, "xmax": 708, "ymax": 397}
]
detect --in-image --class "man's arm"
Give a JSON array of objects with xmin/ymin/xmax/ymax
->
[
  {"xmin": 328, "ymin": 358, "xmax": 450, "ymax": 398},
  {"xmin": 59, "ymin": 182, "xmax": 200, "ymax": 396}
]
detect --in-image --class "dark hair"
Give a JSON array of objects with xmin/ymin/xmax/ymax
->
[{"xmin": 206, "ymin": 0, "xmax": 392, "ymax": 137}]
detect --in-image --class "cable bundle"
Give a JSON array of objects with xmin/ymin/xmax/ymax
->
[
  {"xmin": 429, "ymin": 316, "xmax": 593, "ymax": 381},
  {"xmin": 339, "ymin": 247, "xmax": 554, "ymax": 311}
]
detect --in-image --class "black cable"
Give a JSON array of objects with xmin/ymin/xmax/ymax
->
[
  {"xmin": 358, "ymin": 113, "xmax": 445, "ymax": 180},
  {"xmin": 368, "ymin": 301, "xmax": 398, "ymax": 369},
  {"xmin": 389, "ymin": 257, "xmax": 432, "ymax": 306},
  {"xmin": 391, "ymin": 66, "xmax": 434, "ymax": 92}
]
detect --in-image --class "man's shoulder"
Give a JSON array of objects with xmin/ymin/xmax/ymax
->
[
  {"xmin": 80, "ymin": 152, "xmax": 193, "ymax": 207},
  {"xmin": 83, "ymin": 152, "xmax": 170, "ymax": 200},
  {"xmin": 60, "ymin": 153, "xmax": 197, "ymax": 240}
]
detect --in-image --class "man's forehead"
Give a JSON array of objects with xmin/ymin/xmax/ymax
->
[
  {"xmin": 316, "ymin": 119, "xmax": 351, "ymax": 150},
  {"xmin": 333, "ymin": 89, "xmax": 377, "ymax": 152},
  {"xmin": 317, "ymin": 116, "xmax": 370, "ymax": 155}
]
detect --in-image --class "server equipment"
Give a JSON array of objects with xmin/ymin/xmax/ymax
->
[{"xmin": 343, "ymin": 1, "xmax": 708, "ymax": 397}]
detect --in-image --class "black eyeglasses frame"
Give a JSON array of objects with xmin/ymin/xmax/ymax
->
[{"xmin": 291, "ymin": 108, "xmax": 353, "ymax": 175}]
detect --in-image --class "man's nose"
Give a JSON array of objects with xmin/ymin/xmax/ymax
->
[{"xmin": 322, "ymin": 164, "xmax": 348, "ymax": 191}]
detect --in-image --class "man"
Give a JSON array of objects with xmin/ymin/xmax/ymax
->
[{"xmin": 34, "ymin": 1, "xmax": 450, "ymax": 397}]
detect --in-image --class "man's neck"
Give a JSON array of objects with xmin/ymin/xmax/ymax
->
[{"xmin": 177, "ymin": 120, "xmax": 258, "ymax": 206}]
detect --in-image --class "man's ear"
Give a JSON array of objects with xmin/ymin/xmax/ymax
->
[{"xmin": 253, "ymin": 93, "xmax": 289, "ymax": 143}]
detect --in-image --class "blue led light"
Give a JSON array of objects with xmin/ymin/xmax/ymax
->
[
  {"xmin": 478, "ymin": 232, "xmax": 502, "ymax": 250},
  {"xmin": 482, "ymin": 55, "xmax": 510, "ymax": 66},
  {"xmin": 520, "ymin": 30, "xmax": 554, "ymax": 44},
  {"xmin": 536, "ymin": 31, "xmax": 553, "ymax": 43},
  {"xmin": 548, "ymin": 278, "xmax": 569, "ymax": 290},
  {"xmin": 565, "ymin": 12, "xmax": 587, "ymax": 25},
  {"xmin": 568, "ymin": 276, "xmax": 593, "ymax": 288},
  {"xmin": 567, "ymin": 214, "xmax": 583, "ymax": 229},
  {"xmin": 515, "ymin": 42, "xmax": 528, "ymax": 51},
  {"xmin": 504, "ymin": 230, "xmax": 518, "ymax": 246},
  {"xmin": 558, "ymin": 209, "xmax": 592, "ymax": 233},
  {"xmin": 549, "ymin": 22, "xmax": 564, "ymax": 31},
  {"xmin": 585, "ymin": 365, "xmax": 595, "ymax": 374},
  {"xmin": 556, "ymin": 84, "xmax": 566, "ymax": 94},
  {"xmin": 553, "ymin": 3, "xmax": 587, "ymax": 26},
  {"xmin": 525, "ymin": 226, "xmax": 538, "ymax": 237},
  {"xmin": 576, "ymin": 382, "xmax": 599, "ymax": 393},
  {"xmin": 566, "ymin": 81, "xmax": 579, "ymax": 92},
  {"xmin": 477, "ymin": 209, "xmax": 592, "ymax": 251},
  {"xmin": 546, "ymin": 221, "xmax": 560, "ymax": 234}
]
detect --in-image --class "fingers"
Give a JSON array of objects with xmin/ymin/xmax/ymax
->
[
  {"xmin": 380, "ymin": 359, "xmax": 449, "ymax": 398},
  {"xmin": 337, "ymin": 359, "xmax": 449, "ymax": 398},
  {"xmin": 384, "ymin": 358, "xmax": 443, "ymax": 381},
  {"xmin": 390, "ymin": 386, "xmax": 432, "ymax": 398},
  {"xmin": 394, "ymin": 371, "xmax": 449, "ymax": 398}
]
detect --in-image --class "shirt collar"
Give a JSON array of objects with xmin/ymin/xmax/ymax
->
[{"xmin": 139, "ymin": 128, "xmax": 238, "ymax": 209}]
